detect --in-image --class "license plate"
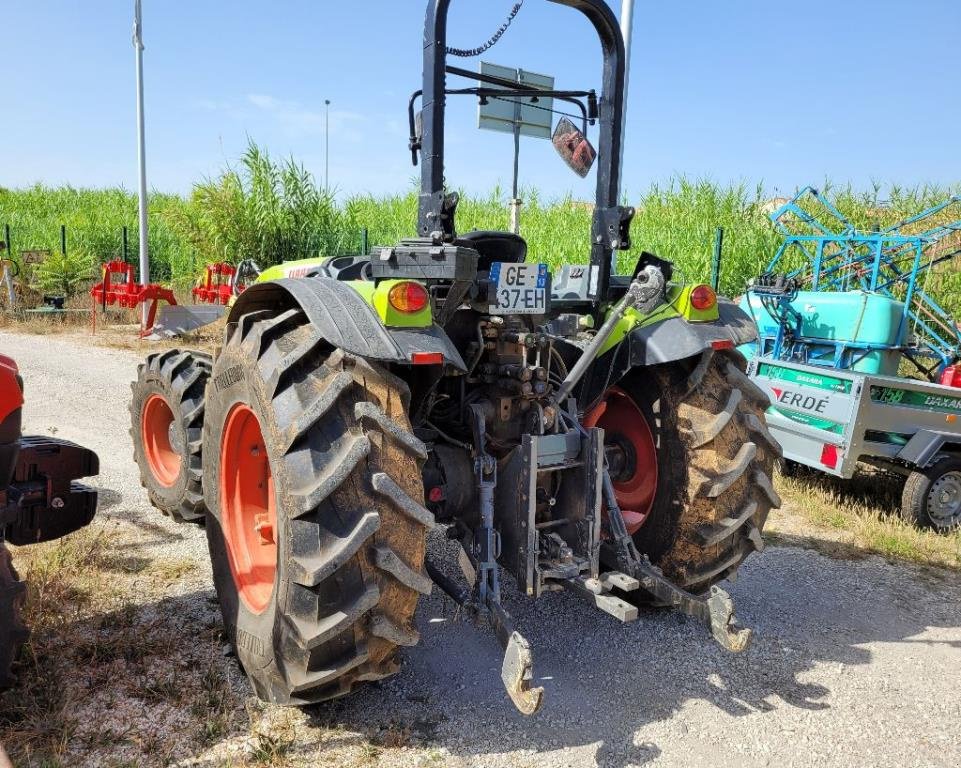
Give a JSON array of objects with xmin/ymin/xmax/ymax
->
[{"xmin": 489, "ymin": 262, "xmax": 548, "ymax": 315}]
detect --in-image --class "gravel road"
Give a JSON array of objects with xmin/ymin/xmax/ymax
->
[{"xmin": 2, "ymin": 329, "xmax": 961, "ymax": 768}]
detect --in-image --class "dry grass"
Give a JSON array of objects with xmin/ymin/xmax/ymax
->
[
  {"xmin": 768, "ymin": 466, "xmax": 961, "ymax": 570},
  {"xmin": 0, "ymin": 305, "xmax": 224, "ymax": 358},
  {"xmin": 0, "ymin": 524, "xmax": 244, "ymax": 766}
]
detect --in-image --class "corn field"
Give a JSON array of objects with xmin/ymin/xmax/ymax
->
[{"xmin": 1, "ymin": 141, "xmax": 958, "ymax": 305}]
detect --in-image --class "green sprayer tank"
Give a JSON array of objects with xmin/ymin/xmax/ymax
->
[{"xmin": 738, "ymin": 290, "xmax": 905, "ymax": 376}]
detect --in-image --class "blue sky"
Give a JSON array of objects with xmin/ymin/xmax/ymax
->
[{"xmin": 2, "ymin": 1, "xmax": 960, "ymax": 201}]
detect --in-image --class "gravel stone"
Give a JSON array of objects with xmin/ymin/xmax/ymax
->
[{"xmin": 2, "ymin": 329, "xmax": 960, "ymax": 768}]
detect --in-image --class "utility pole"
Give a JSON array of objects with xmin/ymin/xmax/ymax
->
[
  {"xmin": 133, "ymin": 0, "xmax": 149, "ymax": 324},
  {"xmin": 324, "ymin": 99, "xmax": 331, "ymax": 192}
]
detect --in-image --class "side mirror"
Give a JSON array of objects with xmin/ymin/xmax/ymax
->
[{"xmin": 552, "ymin": 117, "xmax": 596, "ymax": 178}]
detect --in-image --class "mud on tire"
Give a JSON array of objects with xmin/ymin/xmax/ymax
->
[
  {"xmin": 130, "ymin": 349, "xmax": 211, "ymax": 524},
  {"xmin": 618, "ymin": 348, "xmax": 782, "ymax": 593},
  {"xmin": 0, "ymin": 544, "xmax": 29, "ymax": 690},
  {"xmin": 203, "ymin": 308, "xmax": 432, "ymax": 705}
]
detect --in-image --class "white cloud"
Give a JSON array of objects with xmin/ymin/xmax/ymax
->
[
  {"xmin": 244, "ymin": 93, "xmax": 365, "ymax": 142},
  {"xmin": 246, "ymin": 93, "xmax": 281, "ymax": 110}
]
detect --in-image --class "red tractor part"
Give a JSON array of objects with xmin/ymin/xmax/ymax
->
[
  {"xmin": 192, "ymin": 262, "xmax": 245, "ymax": 306},
  {"xmin": 1, "ymin": 353, "xmax": 99, "ymax": 693},
  {"xmin": 0, "ymin": 355, "xmax": 23, "ymax": 430},
  {"xmin": 90, "ymin": 260, "xmax": 178, "ymax": 336},
  {"xmin": 140, "ymin": 394, "xmax": 182, "ymax": 488},
  {"xmin": 218, "ymin": 403, "xmax": 277, "ymax": 614},
  {"xmin": 0, "ymin": 353, "xmax": 99, "ymax": 544},
  {"xmin": 583, "ymin": 386, "xmax": 658, "ymax": 535}
]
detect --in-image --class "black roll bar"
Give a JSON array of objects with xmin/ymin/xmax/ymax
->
[{"xmin": 418, "ymin": 0, "xmax": 632, "ymax": 303}]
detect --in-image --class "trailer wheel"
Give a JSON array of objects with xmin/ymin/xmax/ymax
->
[
  {"xmin": 203, "ymin": 309, "xmax": 431, "ymax": 705},
  {"xmin": 130, "ymin": 349, "xmax": 211, "ymax": 524},
  {"xmin": 0, "ymin": 544, "xmax": 29, "ymax": 690},
  {"xmin": 598, "ymin": 349, "xmax": 782, "ymax": 593},
  {"xmin": 901, "ymin": 456, "xmax": 961, "ymax": 531}
]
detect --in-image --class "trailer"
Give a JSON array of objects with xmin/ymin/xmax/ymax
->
[{"xmin": 749, "ymin": 355, "xmax": 961, "ymax": 529}]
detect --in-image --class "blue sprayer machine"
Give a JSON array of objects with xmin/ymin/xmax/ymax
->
[{"xmin": 740, "ymin": 187, "xmax": 961, "ymax": 530}]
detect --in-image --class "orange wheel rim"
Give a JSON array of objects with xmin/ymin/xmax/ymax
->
[
  {"xmin": 584, "ymin": 386, "xmax": 658, "ymax": 534},
  {"xmin": 142, "ymin": 394, "xmax": 181, "ymax": 487},
  {"xmin": 220, "ymin": 403, "xmax": 277, "ymax": 615}
]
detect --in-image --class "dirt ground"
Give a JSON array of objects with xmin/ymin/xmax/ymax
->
[{"xmin": 1, "ymin": 328, "xmax": 960, "ymax": 768}]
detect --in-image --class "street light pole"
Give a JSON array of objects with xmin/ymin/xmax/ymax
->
[
  {"xmin": 133, "ymin": 0, "xmax": 149, "ymax": 325},
  {"xmin": 324, "ymin": 99, "xmax": 331, "ymax": 192}
]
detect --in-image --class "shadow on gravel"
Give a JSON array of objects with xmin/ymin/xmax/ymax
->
[
  {"xmin": 6, "ymin": 527, "xmax": 959, "ymax": 767},
  {"xmin": 95, "ymin": 487, "xmax": 124, "ymax": 511},
  {"xmin": 301, "ymin": 543, "xmax": 961, "ymax": 768}
]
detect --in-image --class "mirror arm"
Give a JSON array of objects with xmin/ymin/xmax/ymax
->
[
  {"xmin": 587, "ymin": 91, "xmax": 598, "ymax": 123},
  {"xmin": 408, "ymin": 90, "xmax": 424, "ymax": 166},
  {"xmin": 446, "ymin": 87, "xmax": 591, "ymax": 134}
]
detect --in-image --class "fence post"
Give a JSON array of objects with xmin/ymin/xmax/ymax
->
[
  {"xmin": 60, "ymin": 224, "xmax": 67, "ymax": 256},
  {"xmin": 711, "ymin": 226, "xmax": 724, "ymax": 292},
  {"xmin": 2, "ymin": 225, "xmax": 13, "ymax": 310},
  {"xmin": 361, "ymin": 227, "xmax": 369, "ymax": 255},
  {"xmin": 122, "ymin": 226, "xmax": 129, "ymax": 263}
]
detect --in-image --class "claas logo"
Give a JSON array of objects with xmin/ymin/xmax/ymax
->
[{"xmin": 771, "ymin": 387, "xmax": 829, "ymax": 414}]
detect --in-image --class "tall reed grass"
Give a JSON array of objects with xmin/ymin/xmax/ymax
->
[{"xmin": 1, "ymin": 141, "xmax": 958, "ymax": 305}]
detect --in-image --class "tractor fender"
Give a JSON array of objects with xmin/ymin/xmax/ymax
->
[
  {"xmin": 573, "ymin": 299, "xmax": 759, "ymax": 411},
  {"xmin": 226, "ymin": 278, "xmax": 467, "ymax": 371},
  {"xmin": 896, "ymin": 429, "xmax": 961, "ymax": 469},
  {"xmin": 627, "ymin": 298, "xmax": 757, "ymax": 367}
]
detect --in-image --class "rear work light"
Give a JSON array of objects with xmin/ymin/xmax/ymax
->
[
  {"xmin": 388, "ymin": 281, "xmax": 429, "ymax": 313},
  {"xmin": 690, "ymin": 284, "xmax": 717, "ymax": 311}
]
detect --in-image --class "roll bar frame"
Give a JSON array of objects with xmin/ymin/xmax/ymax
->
[{"xmin": 417, "ymin": 0, "xmax": 634, "ymax": 303}]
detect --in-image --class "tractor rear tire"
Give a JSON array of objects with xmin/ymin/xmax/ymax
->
[
  {"xmin": 130, "ymin": 349, "xmax": 211, "ymax": 524},
  {"xmin": 607, "ymin": 348, "xmax": 782, "ymax": 593},
  {"xmin": 203, "ymin": 309, "xmax": 432, "ymax": 705},
  {"xmin": 0, "ymin": 544, "xmax": 29, "ymax": 691}
]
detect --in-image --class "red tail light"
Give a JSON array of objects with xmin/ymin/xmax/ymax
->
[
  {"xmin": 820, "ymin": 443, "xmax": 839, "ymax": 469},
  {"xmin": 388, "ymin": 281, "xmax": 429, "ymax": 313},
  {"xmin": 411, "ymin": 352, "xmax": 444, "ymax": 366},
  {"xmin": 690, "ymin": 284, "xmax": 717, "ymax": 311}
]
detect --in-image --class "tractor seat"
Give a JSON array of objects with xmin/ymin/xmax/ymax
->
[{"xmin": 457, "ymin": 230, "xmax": 527, "ymax": 272}]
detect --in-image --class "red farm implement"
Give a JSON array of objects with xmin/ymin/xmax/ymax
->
[
  {"xmin": 191, "ymin": 262, "xmax": 244, "ymax": 306},
  {"xmin": 90, "ymin": 260, "xmax": 177, "ymax": 336}
]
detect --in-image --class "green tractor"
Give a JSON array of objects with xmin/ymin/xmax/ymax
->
[{"xmin": 130, "ymin": 0, "xmax": 780, "ymax": 714}]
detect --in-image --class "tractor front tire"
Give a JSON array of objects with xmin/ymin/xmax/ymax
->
[
  {"xmin": 603, "ymin": 349, "xmax": 782, "ymax": 593},
  {"xmin": 203, "ymin": 309, "xmax": 432, "ymax": 705},
  {"xmin": 0, "ymin": 544, "xmax": 29, "ymax": 690},
  {"xmin": 130, "ymin": 349, "xmax": 211, "ymax": 524}
]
